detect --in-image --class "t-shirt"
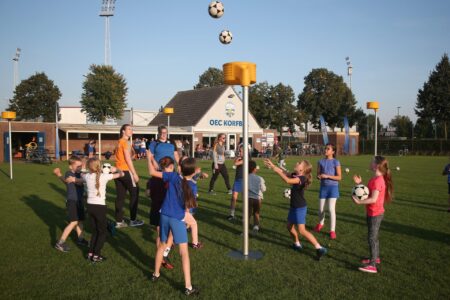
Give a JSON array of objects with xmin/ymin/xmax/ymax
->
[
  {"xmin": 366, "ymin": 175, "xmax": 386, "ymax": 217},
  {"xmin": 149, "ymin": 140, "xmax": 176, "ymax": 167},
  {"xmin": 249, "ymin": 173, "xmax": 266, "ymax": 200},
  {"xmin": 65, "ymin": 171, "xmax": 84, "ymax": 202},
  {"xmin": 290, "ymin": 174, "xmax": 307, "ymax": 208},
  {"xmin": 213, "ymin": 143, "xmax": 226, "ymax": 167},
  {"xmin": 160, "ymin": 172, "xmax": 186, "ymax": 220},
  {"xmin": 115, "ymin": 139, "xmax": 130, "ymax": 171},
  {"xmin": 444, "ymin": 164, "xmax": 450, "ymax": 183},
  {"xmin": 319, "ymin": 158, "xmax": 341, "ymax": 186},
  {"xmin": 84, "ymin": 173, "xmax": 114, "ymax": 205}
]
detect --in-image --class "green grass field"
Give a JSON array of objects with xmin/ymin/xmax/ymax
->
[{"xmin": 0, "ymin": 155, "xmax": 449, "ymax": 299}]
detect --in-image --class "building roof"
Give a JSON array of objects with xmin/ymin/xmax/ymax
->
[
  {"xmin": 149, "ymin": 85, "xmax": 229, "ymax": 127},
  {"xmin": 58, "ymin": 124, "xmax": 192, "ymax": 134}
]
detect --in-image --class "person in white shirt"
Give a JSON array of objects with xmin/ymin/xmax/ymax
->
[{"xmin": 248, "ymin": 160, "xmax": 266, "ymax": 233}]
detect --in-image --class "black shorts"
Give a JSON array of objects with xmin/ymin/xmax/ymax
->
[
  {"xmin": 67, "ymin": 200, "xmax": 85, "ymax": 222},
  {"xmin": 149, "ymin": 209, "xmax": 161, "ymax": 227}
]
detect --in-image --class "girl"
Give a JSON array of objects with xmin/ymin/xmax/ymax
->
[
  {"xmin": 114, "ymin": 124, "xmax": 144, "ymax": 228},
  {"xmin": 148, "ymin": 152, "xmax": 199, "ymax": 296},
  {"xmin": 208, "ymin": 133, "xmax": 232, "ymax": 195},
  {"xmin": 315, "ymin": 143, "xmax": 342, "ymax": 240},
  {"xmin": 84, "ymin": 158, "xmax": 124, "ymax": 262},
  {"xmin": 248, "ymin": 160, "xmax": 266, "ymax": 233},
  {"xmin": 228, "ymin": 144, "xmax": 244, "ymax": 220},
  {"xmin": 264, "ymin": 158, "xmax": 327, "ymax": 260},
  {"xmin": 352, "ymin": 156, "xmax": 393, "ymax": 274}
]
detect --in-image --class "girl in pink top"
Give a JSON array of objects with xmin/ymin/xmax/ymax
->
[{"xmin": 352, "ymin": 156, "xmax": 393, "ymax": 274}]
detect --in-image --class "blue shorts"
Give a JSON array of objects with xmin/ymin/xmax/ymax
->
[
  {"xmin": 139, "ymin": 148, "xmax": 146, "ymax": 154},
  {"xmin": 232, "ymin": 179, "xmax": 242, "ymax": 193},
  {"xmin": 287, "ymin": 206, "xmax": 307, "ymax": 224},
  {"xmin": 159, "ymin": 214, "xmax": 188, "ymax": 244},
  {"xmin": 319, "ymin": 185, "xmax": 340, "ymax": 199}
]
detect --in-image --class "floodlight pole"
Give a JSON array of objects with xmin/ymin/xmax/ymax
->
[
  {"xmin": 2, "ymin": 111, "xmax": 16, "ymax": 180},
  {"xmin": 163, "ymin": 107, "xmax": 174, "ymax": 139},
  {"xmin": 12, "ymin": 48, "xmax": 21, "ymax": 92},
  {"xmin": 367, "ymin": 102, "xmax": 379, "ymax": 156},
  {"xmin": 99, "ymin": 0, "xmax": 115, "ymax": 65},
  {"xmin": 224, "ymin": 62, "xmax": 262, "ymax": 260}
]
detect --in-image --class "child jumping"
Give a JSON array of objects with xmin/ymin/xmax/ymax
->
[
  {"xmin": 148, "ymin": 152, "xmax": 199, "ymax": 296},
  {"xmin": 53, "ymin": 156, "xmax": 89, "ymax": 252},
  {"xmin": 248, "ymin": 160, "xmax": 266, "ymax": 233},
  {"xmin": 352, "ymin": 155, "xmax": 393, "ymax": 273},
  {"xmin": 264, "ymin": 158, "xmax": 328, "ymax": 260}
]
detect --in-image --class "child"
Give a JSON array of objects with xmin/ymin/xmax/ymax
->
[
  {"xmin": 315, "ymin": 143, "xmax": 342, "ymax": 240},
  {"xmin": 148, "ymin": 152, "xmax": 199, "ymax": 296},
  {"xmin": 264, "ymin": 158, "xmax": 328, "ymax": 260},
  {"xmin": 228, "ymin": 145, "xmax": 244, "ymax": 220},
  {"xmin": 442, "ymin": 161, "xmax": 450, "ymax": 212},
  {"xmin": 84, "ymin": 158, "xmax": 124, "ymax": 262},
  {"xmin": 53, "ymin": 156, "xmax": 89, "ymax": 252},
  {"xmin": 248, "ymin": 160, "xmax": 266, "ymax": 233},
  {"xmin": 351, "ymin": 155, "xmax": 393, "ymax": 274}
]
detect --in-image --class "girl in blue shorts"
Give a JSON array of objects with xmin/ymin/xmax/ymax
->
[
  {"xmin": 148, "ymin": 152, "xmax": 199, "ymax": 296},
  {"xmin": 264, "ymin": 158, "xmax": 327, "ymax": 260},
  {"xmin": 315, "ymin": 143, "xmax": 342, "ymax": 240}
]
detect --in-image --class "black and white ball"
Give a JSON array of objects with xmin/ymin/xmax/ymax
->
[
  {"xmin": 345, "ymin": 168, "xmax": 350, "ymax": 174},
  {"xmin": 283, "ymin": 188, "xmax": 291, "ymax": 199},
  {"xmin": 102, "ymin": 163, "xmax": 112, "ymax": 174},
  {"xmin": 219, "ymin": 30, "xmax": 233, "ymax": 44},
  {"xmin": 208, "ymin": 1, "xmax": 224, "ymax": 18},
  {"xmin": 352, "ymin": 184, "xmax": 369, "ymax": 201}
]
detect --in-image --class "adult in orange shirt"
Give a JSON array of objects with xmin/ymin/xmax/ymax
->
[{"xmin": 114, "ymin": 124, "xmax": 144, "ymax": 228}]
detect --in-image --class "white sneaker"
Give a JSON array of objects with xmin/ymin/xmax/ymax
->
[{"xmin": 115, "ymin": 221, "xmax": 128, "ymax": 228}]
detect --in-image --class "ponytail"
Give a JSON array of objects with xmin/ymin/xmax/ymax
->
[
  {"xmin": 182, "ymin": 178, "xmax": 197, "ymax": 209},
  {"xmin": 300, "ymin": 160, "xmax": 313, "ymax": 189},
  {"xmin": 87, "ymin": 157, "xmax": 102, "ymax": 197},
  {"xmin": 374, "ymin": 156, "xmax": 394, "ymax": 202}
]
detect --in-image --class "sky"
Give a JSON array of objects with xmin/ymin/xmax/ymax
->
[{"xmin": 1, "ymin": 0, "xmax": 449, "ymax": 126}]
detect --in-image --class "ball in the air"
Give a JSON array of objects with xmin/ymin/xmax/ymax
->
[
  {"xmin": 396, "ymin": 166, "xmax": 400, "ymax": 171},
  {"xmin": 219, "ymin": 30, "xmax": 233, "ymax": 44},
  {"xmin": 352, "ymin": 184, "xmax": 369, "ymax": 201},
  {"xmin": 283, "ymin": 188, "xmax": 291, "ymax": 199},
  {"xmin": 208, "ymin": 1, "xmax": 224, "ymax": 18},
  {"xmin": 345, "ymin": 168, "xmax": 350, "ymax": 174},
  {"xmin": 102, "ymin": 163, "xmax": 112, "ymax": 174}
]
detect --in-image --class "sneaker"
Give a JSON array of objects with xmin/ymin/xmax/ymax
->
[
  {"xmin": 76, "ymin": 238, "xmax": 89, "ymax": 247},
  {"xmin": 330, "ymin": 231, "xmax": 336, "ymax": 240},
  {"xmin": 185, "ymin": 286, "xmax": 199, "ymax": 296},
  {"xmin": 91, "ymin": 255, "xmax": 106, "ymax": 263},
  {"xmin": 361, "ymin": 257, "xmax": 381, "ymax": 264},
  {"xmin": 227, "ymin": 215, "xmax": 235, "ymax": 221},
  {"xmin": 252, "ymin": 226, "xmax": 260, "ymax": 234},
  {"xmin": 208, "ymin": 190, "xmax": 216, "ymax": 195},
  {"xmin": 316, "ymin": 247, "xmax": 327, "ymax": 260},
  {"xmin": 129, "ymin": 219, "xmax": 144, "ymax": 227},
  {"xmin": 162, "ymin": 257, "xmax": 174, "ymax": 270},
  {"xmin": 228, "ymin": 189, "xmax": 233, "ymax": 195},
  {"xmin": 190, "ymin": 242, "xmax": 204, "ymax": 249},
  {"xmin": 115, "ymin": 221, "xmax": 128, "ymax": 228},
  {"xmin": 358, "ymin": 265, "xmax": 378, "ymax": 273},
  {"xmin": 292, "ymin": 243, "xmax": 303, "ymax": 251},
  {"xmin": 55, "ymin": 242, "xmax": 70, "ymax": 252},
  {"xmin": 151, "ymin": 273, "xmax": 160, "ymax": 282},
  {"xmin": 314, "ymin": 224, "xmax": 323, "ymax": 232}
]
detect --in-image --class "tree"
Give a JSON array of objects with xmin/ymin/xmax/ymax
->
[
  {"xmin": 249, "ymin": 81, "xmax": 271, "ymax": 128},
  {"xmin": 80, "ymin": 64, "xmax": 128, "ymax": 124},
  {"xmin": 389, "ymin": 116, "xmax": 413, "ymax": 137},
  {"xmin": 415, "ymin": 54, "xmax": 450, "ymax": 139},
  {"xmin": 194, "ymin": 67, "xmax": 224, "ymax": 89},
  {"xmin": 297, "ymin": 68, "xmax": 357, "ymax": 130},
  {"xmin": 8, "ymin": 72, "xmax": 61, "ymax": 122}
]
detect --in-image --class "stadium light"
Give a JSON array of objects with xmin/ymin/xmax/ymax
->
[
  {"xmin": 2, "ymin": 111, "xmax": 16, "ymax": 180},
  {"xmin": 99, "ymin": 0, "xmax": 115, "ymax": 65},
  {"xmin": 223, "ymin": 62, "xmax": 262, "ymax": 260},
  {"xmin": 12, "ymin": 48, "xmax": 21, "ymax": 92},
  {"xmin": 345, "ymin": 56, "xmax": 352, "ymax": 91}
]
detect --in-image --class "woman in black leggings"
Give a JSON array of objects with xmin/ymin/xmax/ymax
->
[{"xmin": 208, "ymin": 133, "xmax": 231, "ymax": 195}]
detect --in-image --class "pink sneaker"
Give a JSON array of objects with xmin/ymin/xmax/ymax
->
[
  {"xmin": 358, "ymin": 265, "xmax": 378, "ymax": 273},
  {"xmin": 314, "ymin": 224, "xmax": 323, "ymax": 232},
  {"xmin": 330, "ymin": 231, "xmax": 336, "ymax": 240},
  {"xmin": 361, "ymin": 258, "xmax": 381, "ymax": 264}
]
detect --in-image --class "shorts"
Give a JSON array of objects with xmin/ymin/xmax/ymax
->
[
  {"xmin": 160, "ymin": 214, "xmax": 188, "ymax": 244},
  {"xmin": 67, "ymin": 200, "xmax": 85, "ymax": 222},
  {"xmin": 249, "ymin": 198, "xmax": 261, "ymax": 213},
  {"xmin": 319, "ymin": 185, "xmax": 340, "ymax": 199},
  {"xmin": 287, "ymin": 206, "xmax": 307, "ymax": 225},
  {"xmin": 139, "ymin": 148, "xmax": 146, "ymax": 154},
  {"xmin": 232, "ymin": 179, "xmax": 242, "ymax": 193},
  {"xmin": 149, "ymin": 209, "xmax": 160, "ymax": 227}
]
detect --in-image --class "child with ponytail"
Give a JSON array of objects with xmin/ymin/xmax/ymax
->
[
  {"xmin": 352, "ymin": 155, "xmax": 393, "ymax": 274},
  {"xmin": 84, "ymin": 158, "xmax": 124, "ymax": 262}
]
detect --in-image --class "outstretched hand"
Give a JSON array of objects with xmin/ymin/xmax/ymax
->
[
  {"xmin": 263, "ymin": 158, "xmax": 275, "ymax": 169},
  {"xmin": 353, "ymin": 174, "xmax": 362, "ymax": 184},
  {"xmin": 53, "ymin": 168, "xmax": 62, "ymax": 177}
]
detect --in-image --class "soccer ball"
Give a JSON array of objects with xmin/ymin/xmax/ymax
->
[
  {"xmin": 345, "ymin": 168, "xmax": 350, "ymax": 174},
  {"xmin": 219, "ymin": 30, "xmax": 233, "ymax": 44},
  {"xmin": 208, "ymin": 1, "xmax": 224, "ymax": 18},
  {"xmin": 283, "ymin": 188, "xmax": 291, "ymax": 199},
  {"xmin": 352, "ymin": 184, "xmax": 369, "ymax": 201},
  {"xmin": 396, "ymin": 166, "xmax": 400, "ymax": 171},
  {"xmin": 102, "ymin": 163, "xmax": 112, "ymax": 174}
]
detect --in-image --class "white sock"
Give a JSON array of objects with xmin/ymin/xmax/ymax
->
[
  {"xmin": 315, "ymin": 244, "xmax": 322, "ymax": 250},
  {"xmin": 163, "ymin": 247, "xmax": 171, "ymax": 257},
  {"xmin": 295, "ymin": 241, "xmax": 301, "ymax": 247},
  {"xmin": 230, "ymin": 209, "xmax": 235, "ymax": 216}
]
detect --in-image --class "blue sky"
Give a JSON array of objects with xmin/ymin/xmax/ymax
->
[{"xmin": 1, "ymin": 0, "xmax": 449, "ymax": 125}]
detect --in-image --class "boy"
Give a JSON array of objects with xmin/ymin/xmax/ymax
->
[
  {"xmin": 248, "ymin": 160, "xmax": 266, "ymax": 233},
  {"xmin": 53, "ymin": 156, "xmax": 89, "ymax": 252}
]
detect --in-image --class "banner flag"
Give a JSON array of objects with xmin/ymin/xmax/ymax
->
[
  {"xmin": 344, "ymin": 116, "xmax": 350, "ymax": 154},
  {"xmin": 319, "ymin": 115, "xmax": 329, "ymax": 145}
]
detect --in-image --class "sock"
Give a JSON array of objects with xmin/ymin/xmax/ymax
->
[
  {"xmin": 253, "ymin": 225, "xmax": 259, "ymax": 230},
  {"xmin": 230, "ymin": 209, "xmax": 235, "ymax": 216},
  {"xmin": 294, "ymin": 241, "xmax": 301, "ymax": 247},
  {"xmin": 315, "ymin": 244, "xmax": 322, "ymax": 250},
  {"xmin": 163, "ymin": 247, "xmax": 171, "ymax": 257},
  {"xmin": 186, "ymin": 286, "xmax": 192, "ymax": 291},
  {"xmin": 58, "ymin": 239, "xmax": 65, "ymax": 244}
]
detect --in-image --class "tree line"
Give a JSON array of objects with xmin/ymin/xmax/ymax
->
[{"xmin": 7, "ymin": 54, "xmax": 450, "ymax": 140}]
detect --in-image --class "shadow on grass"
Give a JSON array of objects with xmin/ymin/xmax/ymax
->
[
  {"xmin": 393, "ymin": 197, "xmax": 447, "ymax": 211},
  {"xmin": 0, "ymin": 167, "xmax": 9, "ymax": 178}
]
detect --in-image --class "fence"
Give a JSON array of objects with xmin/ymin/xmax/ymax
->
[{"xmin": 360, "ymin": 139, "xmax": 450, "ymax": 156}]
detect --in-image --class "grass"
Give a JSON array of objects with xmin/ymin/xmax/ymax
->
[{"xmin": 0, "ymin": 155, "xmax": 449, "ymax": 299}]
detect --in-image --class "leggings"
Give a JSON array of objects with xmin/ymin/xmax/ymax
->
[
  {"xmin": 114, "ymin": 171, "xmax": 139, "ymax": 222},
  {"xmin": 209, "ymin": 163, "xmax": 231, "ymax": 191},
  {"xmin": 87, "ymin": 204, "xmax": 107, "ymax": 256},
  {"xmin": 318, "ymin": 198, "xmax": 337, "ymax": 231},
  {"xmin": 367, "ymin": 214, "xmax": 384, "ymax": 266}
]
